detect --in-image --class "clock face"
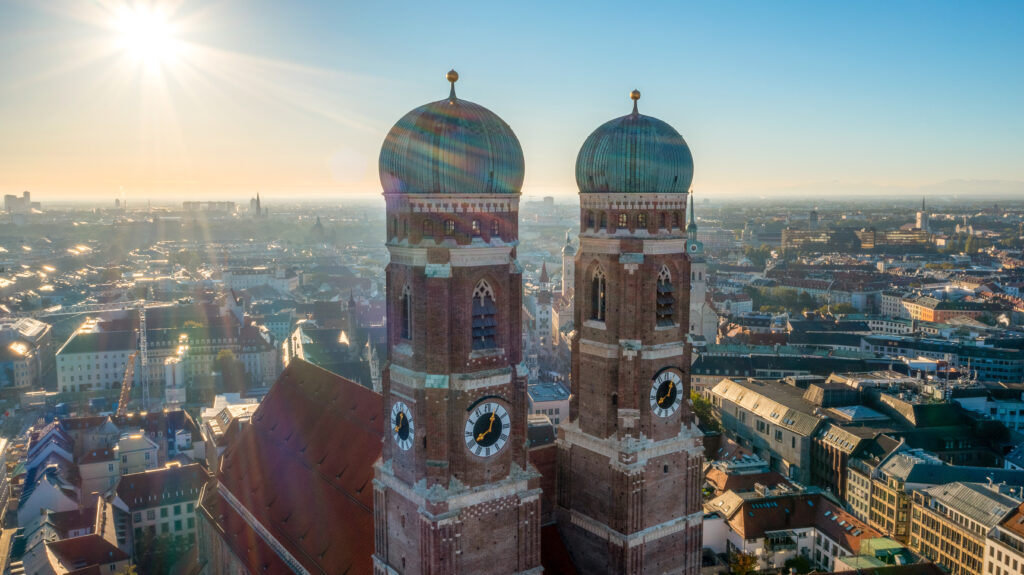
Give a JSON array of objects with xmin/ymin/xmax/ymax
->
[
  {"xmin": 649, "ymin": 369, "xmax": 683, "ymax": 417},
  {"xmin": 464, "ymin": 402, "xmax": 511, "ymax": 458},
  {"xmin": 391, "ymin": 401, "xmax": 414, "ymax": 451}
]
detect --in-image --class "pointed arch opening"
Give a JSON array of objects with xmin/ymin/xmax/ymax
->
[
  {"xmin": 599, "ymin": 212, "xmax": 608, "ymax": 230},
  {"xmin": 472, "ymin": 280, "xmax": 498, "ymax": 350},
  {"xmin": 591, "ymin": 268, "xmax": 607, "ymax": 322},
  {"xmin": 656, "ymin": 265, "xmax": 675, "ymax": 327}
]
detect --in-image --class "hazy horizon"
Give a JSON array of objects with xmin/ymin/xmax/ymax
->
[{"xmin": 2, "ymin": 1, "xmax": 1023, "ymax": 201}]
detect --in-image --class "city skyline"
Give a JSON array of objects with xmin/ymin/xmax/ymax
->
[{"xmin": 2, "ymin": 0, "xmax": 1024, "ymax": 201}]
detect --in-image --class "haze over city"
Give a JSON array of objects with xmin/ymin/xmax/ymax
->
[
  {"xmin": 2, "ymin": 0, "xmax": 1024, "ymax": 200},
  {"xmin": 6, "ymin": 3, "xmax": 1024, "ymax": 575}
]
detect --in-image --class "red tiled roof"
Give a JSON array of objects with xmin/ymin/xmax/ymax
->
[
  {"xmin": 217, "ymin": 359, "xmax": 383, "ymax": 575},
  {"xmin": 79, "ymin": 449, "xmax": 116, "ymax": 464},
  {"xmin": 116, "ymin": 463, "xmax": 210, "ymax": 511},
  {"xmin": 47, "ymin": 533, "xmax": 130, "ymax": 567},
  {"xmin": 724, "ymin": 492, "xmax": 879, "ymax": 554},
  {"xmin": 705, "ymin": 468, "xmax": 791, "ymax": 495}
]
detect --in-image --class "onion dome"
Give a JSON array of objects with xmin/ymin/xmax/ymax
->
[
  {"xmin": 576, "ymin": 90, "xmax": 693, "ymax": 194},
  {"xmin": 380, "ymin": 70, "xmax": 524, "ymax": 195}
]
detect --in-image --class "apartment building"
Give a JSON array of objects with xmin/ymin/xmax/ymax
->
[{"xmin": 910, "ymin": 482, "xmax": 1021, "ymax": 575}]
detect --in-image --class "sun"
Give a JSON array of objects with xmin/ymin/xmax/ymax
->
[{"xmin": 115, "ymin": 5, "xmax": 177, "ymax": 65}]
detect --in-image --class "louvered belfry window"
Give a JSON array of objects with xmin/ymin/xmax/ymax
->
[
  {"xmin": 656, "ymin": 266, "xmax": 675, "ymax": 326},
  {"xmin": 472, "ymin": 280, "xmax": 498, "ymax": 350}
]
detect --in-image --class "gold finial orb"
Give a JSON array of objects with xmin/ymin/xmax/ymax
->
[
  {"xmin": 630, "ymin": 89, "xmax": 641, "ymax": 101},
  {"xmin": 447, "ymin": 69, "xmax": 459, "ymax": 83}
]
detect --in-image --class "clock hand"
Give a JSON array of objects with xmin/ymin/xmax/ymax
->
[
  {"xmin": 393, "ymin": 412, "xmax": 404, "ymax": 432},
  {"xmin": 477, "ymin": 412, "xmax": 496, "ymax": 442},
  {"xmin": 657, "ymin": 382, "xmax": 675, "ymax": 406}
]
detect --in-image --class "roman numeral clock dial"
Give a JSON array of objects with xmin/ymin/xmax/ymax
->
[
  {"xmin": 464, "ymin": 402, "xmax": 511, "ymax": 458},
  {"xmin": 391, "ymin": 401, "xmax": 414, "ymax": 451},
  {"xmin": 650, "ymin": 369, "xmax": 683, "ymax": 418}
]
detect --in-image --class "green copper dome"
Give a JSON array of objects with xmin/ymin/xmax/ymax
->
[
  {"xmin": 576, "ymin": 93, "xmax": 693, "ymax": 194},
  {"xmin": 380, "ymin": 75, "xmax": 524, "ymax": 196}
]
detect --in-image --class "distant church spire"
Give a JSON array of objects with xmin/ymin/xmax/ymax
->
[
  {"xmin": 687, "ymin": 191, "xmax": 698, "ymax": 235},
  {"xmin": 539, "ymin": 261, "xmax": 550, "ymax": 285}
]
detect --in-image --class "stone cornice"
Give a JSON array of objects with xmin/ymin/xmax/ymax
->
[
  {"xmin": 563, "ymin": 508, "xmax": 703, "ymax": 548},
  {"xmin": 578, "ymin": 193, "xmax": 688, "ymax": 210},
  {"xmin": 557, "ymin": 420, "xmax": 703, "ymax": 471},
  {"xmin": 386, "ymin": 194, "xmax": 520, "ymax": 214},
  {"xmin": 375, "ymin": 460, "xmax": 540, "ymax": 513}
]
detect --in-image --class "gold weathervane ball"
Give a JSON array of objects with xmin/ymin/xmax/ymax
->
[
  {"xmin": 630, "ymin": 89, "xmax": 641, "ymax": 101},
  {"xmin": 447, "ymin": 69, "xmax": 459, "ymax": 83}
]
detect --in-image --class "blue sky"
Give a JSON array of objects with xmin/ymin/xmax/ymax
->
[{"xmin": 1, "ymin": 0, "xmax": 1022, "ymax": 200}]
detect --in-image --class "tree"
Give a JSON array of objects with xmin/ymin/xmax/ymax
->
[
  {"xmin": 730, "ymin": 551, "xmax": 758, "ymax": 574},
  {"xmin": 784, "ymin": 555, "xmax": 812, "ymax": 574},
  {"xmin": 216, "ymin": 349, "xmax": 247, "ymax": 393},
  {"xmin": 690, "ymin": 391, "xmax": 722, "ymax": 433}
]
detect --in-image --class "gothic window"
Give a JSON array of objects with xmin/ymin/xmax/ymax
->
[
  {"xmin": 599, "ymin": 212, "xmax": 608, "ymax": 230},
  {"xmin": 491, "ymin": 219, "xmax": 500, "ymax": 238},
  {"xmin": 637, "ymin": 213, "xmax": 648, "ymax": 230},
  {"xmin": 403, "ymin": 219, "xmax": 409, "ymax": 236},
  {"xmin": 471, "ymin": 220, "xmax": 481, "ymax": 236},
  {"xmin": 660, "ymin": 213, "xmax": 668, "ymax": 229},
  {"xmin": 400, "ymin": 285, "xmax": 412, "ymax": 340},
  {"xmin": 617, "ymin": 213, "xmax": 628, "ymax": 230},
  {"xmin": 391, "ymin": 217, "xmax": 398, "ymax": 237},
  {"xmin": 586, "ymin": 211, "xmax": 595, "ymax": 229},
  {"xmin": 656, "ymin": 266, "xmax": 675, "ymax": 327},
  {"xmin": 423, "ymin": 220, "xmax": 433, "ymax": 238},
  {"xmin": 445, "ymin": 219, "xmax": 456, "ymax": 236},
  {"xmin": 591, "ymin": 268, "xmax": 607, "ymax": 321},
  {"xmin": 673, "ymin": 212, "xmax": 681, "ymax": 229},
  {"xmin": 472, "ymin": 280, "xmax": 498, "ymax": 350}
]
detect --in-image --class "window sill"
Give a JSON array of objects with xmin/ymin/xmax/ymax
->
[
  {"xmin": 583, "ymin": 319, "xmax": 607, "ymax": 330},
  {"xmin": 469, "ymin": 348, "xmax": 505, "ymax": 359},
  {"xmin": 654, "ymin": 323, "xmax": 680, "ymax": 331}
]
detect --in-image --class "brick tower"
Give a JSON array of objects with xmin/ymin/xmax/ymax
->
[
  {"xmin": 556, "ymin": 90, "xmax": 704, "ymax": 574},
  {"xmin": 373, "ymin": 71, "xmax": 542, "ymax": 575}
]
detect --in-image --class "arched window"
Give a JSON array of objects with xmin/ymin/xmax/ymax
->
[
  {"xmin": 403, "ymin": 219, "xmax": 409, "ymax": 236},
  {"xmin": 637, "ymin": 213, "xmax": 648, "ymax": 230},
  {"xmin": 660, "ymin": 213, "xmax": 668, "ymax": 230},
  {"xmin": 656, "ymin": 266, "xmax": 674, "ymax": 326},
  {"xmin": 471, "ymin": 220, "xmax": 481, "ymax": 236},
  {"xmin": 599, "ymin": 212, "xmax": 608, "ymax": 230},
  {"xmin": 400, "ymin": 285, "xmax": 412, "ymax": 340},
  {"xmin": 617, "ymin": 213, "xmax": 628, "ymax": 230},
  {"xmin": 673, "ymin": 212, "xmax": 681, "ymax": 229},
  {"xmin": 445, "ymin": 220, "xmax": 456, "ymax": 236},
  {"xmin": 491, "ymin": 219, "xmax": 500, "ymax": 238},
  {"xmin": 391, "ymin": 217, "xmax": 398, "ymax": 237},
  {"xmin": 423, "ymin": 220, "xmax": 434, "ymax": 239},
  {"xmin": 586, "ymin": 211, "xmax": 596, "ymax": 230},
  {"xmin": 591, "ymin": 269, "xmax": 607, "ymax": 321},
  {"xmin": 472, "ymin": 280, "xmax": 498, "ymax": 350}
]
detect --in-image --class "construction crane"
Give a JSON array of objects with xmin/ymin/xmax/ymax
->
[
  {"xmin": 138, "ymin": 301, "xmax": 149, "ymax": 410},
  {"xmin": 116, "ymin": 351, "xmax": 139, "ymax": 418}
]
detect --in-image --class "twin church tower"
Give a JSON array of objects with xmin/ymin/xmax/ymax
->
[{"xmin": 372, "ymin": 71, "xmax": 703, "ymax": 575}]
